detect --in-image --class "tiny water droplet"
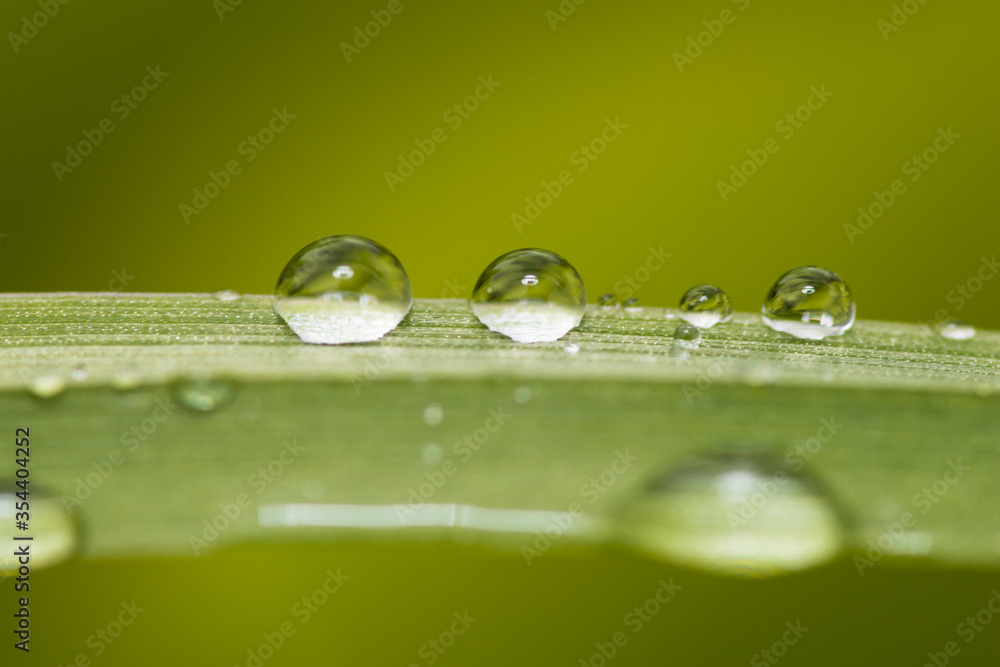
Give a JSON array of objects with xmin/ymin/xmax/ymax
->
[
  {"xmin": 423, "ymin": 403, "xmax": 444, "ymax": 426},
  {"xmin": 111, "ymin": 370, "xmax": 142, "ymax": 390},
  {"xmin": 613, "ymin": 454, "xmax": 846, "ymax": 577},
  {"xmin": 470, "ymin": 249, "xmax": 586, "ymax": 343},
  {"xmin": 27, "ymin": 372, "xmax": 67, "ymax": 398},
  {"xmin": 174, "ymin": 378, "xmax": 235, "ymax": 412},
  {"xmin": 673, "ymin": 322, "xmax": 702, "ymax": 349},
  {"xmin": 563, "ymin": 343, "xmax": 580, "ymax": 355},
  {"xmin": 70, "ymin": 367, "xmax": 88, "ymax": 382},
  {"xmin": 513, "ymin": 386, "xmax": 533, "ymax": 404},
  {"xmin": 213, "ymin": 290, "xmax": 242, "ymax": 301},
  {"xmin": 1, "ymin": 483, "xmax": 77, "ymax": 573},
  {"xmin": 274, "ymin": 235, "xmax": 412, "ymax": 344},
  {"xmin": 679, "ymin": 284, "xmax": 733, "ymax": 329},
  {"xmin": 622, "ymin": 297, "xmax": 642, "ymax": 313},
  {"xmin": 761, "ymin": 266, "xmax": 855, "ymax": 340},
  {"xmin": 937, "ymin": 319, "xmax": 975, "ymax": 340},
  {"xmin": 421, "ymin": 443, "xmax": 444, "ymax": 465},
  {"xmin": 596, "ymin": 293, "xmax": 618, "ymax": 307}
]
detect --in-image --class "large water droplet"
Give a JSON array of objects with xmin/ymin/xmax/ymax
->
[
  {"xmin": 174, "ymin": 378, "xmax": 235, "ymax": 412},
  {"xmin": 761, "ymin": 266, "xmax": 855, "ymax": 340},
  {"xmin": 274, "ymin": 235, "xmax": 412, "ymax": 344},
  {"xmin": 470, "ymin": 249, "xmax": 586, "ymax": 343},
  {"xmin": 937, "ymin": 319, "xmax": 975, "ymax": 340},
  {"xmin": 0, "ymin": 482, "xmax": 77, "ymax": 573},
  {"xmin": 679, "ymin": 285, "xmax": 733, "ymax": 329},
  {"xmin": 613, "ymin": 454, "xmax": 846, "ymax": 577}
]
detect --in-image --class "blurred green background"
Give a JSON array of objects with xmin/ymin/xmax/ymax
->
[
  {"xmin": 4, "ymin": 1, "xmax": 1000, "ymax": 665},
  {"xmin": 2, "ymin": 0, "xmax": 999, "ymax": 327}
]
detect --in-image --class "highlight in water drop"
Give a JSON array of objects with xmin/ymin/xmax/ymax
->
[
  {"xmin": 679, "ymin": 285, "xmax": 733, "ymax": 329},
  {"xmin": 937, "ymin": 319, "xmax": 975, "ymax": 340},
  {"xmin": 761, "ymin": 266, "xmax": 855, "ymax": 340},
  {"xmin": 1, "ymin": 482, "xmax": 77, "ymax": 574},
  {"xmin": 470, "ymin": 248, "xmax": 586, "ymax": 343},
  {"xmin": 612, "ymin": 454, "xmax": 847, "ymax": 577},
  {"xmin": 174, "ymin": 377, "xmax": 235, "ymax": 412},
  {"xmin": 274, "ymin": 235, "xmax": 412, "ymax": 344}
]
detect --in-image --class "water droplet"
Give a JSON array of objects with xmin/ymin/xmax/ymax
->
[
  {"xmin": 421, "ymin": 443, "xmax": 444, "ymax": 464},
  {"xmin": 27, "ymin": 372, "xmax": 67, "ymax": 398},
  {"xmin": 70, "ymin": 367, "xmax": 88, "ymax": 382},
  {"xmin": 564, "ymin": 343, "xmax": 580, "ymax": 355},
  {"xmin": 513, "ymin": 386, "xmax": 533, "ymax": 404},
  {"xmin": 596, "ymin": 293, "xmax": 618, "ymax": 307},
  {"xmin": 274, "ymin": 235, "xmax": 412, "ymax": 344},
  {"xmin": 111, "ymin": 370, "xmax": 142, "ymax": 390},
  {"xmin": 423, "ymin": 403, "xmax": 444, "ymax": 426},
  {"xmin": 673, "ymin": 322, "xmax": 702, "ymax": 349},
  {"xmin": 761, "ymin": 266, "xmax": 855, "ymax": 340},
  {"xmin": 679, "ymin": 285, "xmax": 733, "ymax": 329},
  {"xmin": 470, "ymin": 249, "xmax": 586, "ymax": 343},
  {"xmin": 0, "ymin": 483, "xmax": 77, "ymax": 573},
  {"xmin": 613, "ymin": 454, "xmax": 846, "ymax": 577},
  {"xmin": 622, "ymin": 297, "xmax": 642, "ymax": 313},
  {"xmin": 174, "ymin": 378, "xmax": 235, "ymax": 412},
  {"xmin": 937, "ymin": 319, "xmax": 975, "ymax": 340},
  {"xmin": 212, "ymin": 290, "xmax": 242, "ymax": 301}
]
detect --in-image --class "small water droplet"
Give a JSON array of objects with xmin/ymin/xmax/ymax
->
[
  {"xmin": 673, "ymin": 322, "xmax": 702, "ymax": 350},
  {"xmin": 470, "ymin": 249, "xmax": 586, "ymax": 343},
  {"xmin": 513, "ymin": 386, "xmax": 533, "ymax": 404},
  {"xmin": 70, "ymin": 367, "xmax": 88, "ymax": 382},
  {"xmin": 274, "ymin": 235, "xmax": 412, "ymax": 344},
  {"xmin": 761, "ymin": 266, "xmax": 855, "ymax": 340},
  {"xmin": 423, "ymin": 403, "xmax": 444, "ymax": 426},
  {"xmin": 563, "ymin": 343, "xmax": 580, "ymax": 355},
  {"xmin": 1, "ymin": 483, "xmax": 77, "ymax": 573},
  {"xmin": 679, "ymin": 284, "xmax": 733, "ymax": 329},
  {"xmin": 596, "ymin": 293, "xmax": 618, "ymax": 307},
  {"xmin": 213, "ymin": 290, "xmax": 242, "ymax": 301},
  {"xmin": 937, "ymin": 319, "xmax": 975, "ymax": 340},
  {"xmin": 613, "ymin": 454, "xmax": 846, "ymax": 577},
  {"xmin": 421, "ymin": 443, "xmax": 444, "ymax": 464},
  {"xmin": 111, "ymin": 370, "xmax": 142, "ymax": 390},
  {"xmin": 27, "ymin": 372, "xmax": 67, "ymax": 398},
  {"xmin": 174, "ymin": 378, "xmax": 235, "ymax": 412},
  {"xmin": 622, "ymin": 297, "xmax": 642, "ymax": 313}
]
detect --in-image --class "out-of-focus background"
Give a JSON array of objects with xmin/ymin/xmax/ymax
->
[{"xmin": 1, "ymin": 0, "xmax": 998, "ymax": 327}]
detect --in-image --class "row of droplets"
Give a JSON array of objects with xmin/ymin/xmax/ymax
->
[{"xmin": 274, "ymin": 235, "xmax": 878, "ymax": 345}]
